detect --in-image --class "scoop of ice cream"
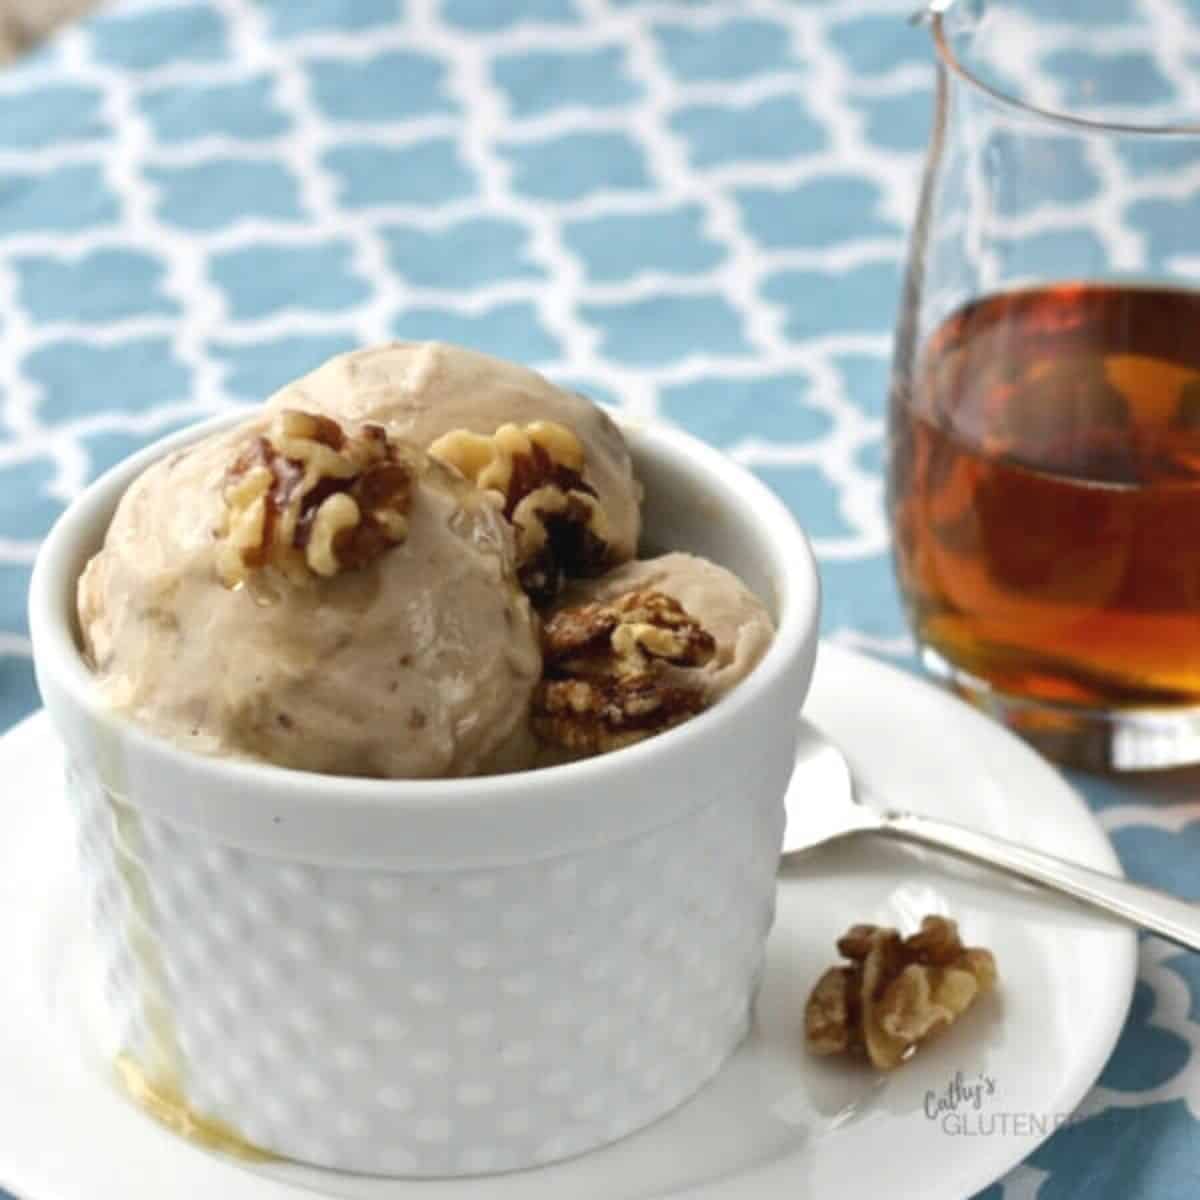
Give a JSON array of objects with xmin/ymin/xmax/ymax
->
[
  {"xmin": 265, "ymin": 342, "xmax": 641, "ymax": 603},
  {"xmin": 559, "ymin": 553, "xmax": 775, "ymax": 701},
  {"xmin": 78, "ymin": 409, "xmax": 542, "ymax": 779},
  {"xmin": 532, "ymin": 552, "xmax": 774, "ymax": 762}
]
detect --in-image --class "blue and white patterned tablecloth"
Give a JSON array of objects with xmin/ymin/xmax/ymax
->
[{"xmin": 2, "ymin": 2, "xmax": 1200, "ymax": 1197}]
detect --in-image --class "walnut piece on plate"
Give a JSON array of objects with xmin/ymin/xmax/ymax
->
[
  {"xmin": 217, "ymin": 409, "xmax": 415, "ymax": 587},
  {"xmin": 533, "ymin": 588, "xmax": 717, "ymax": 755},
  {"xmin": 805, "ymin": 915, "xmax": 998, "ymax": 1070},
  {"xmin": 428, "ymin": 420, "xmax": 613, "ymax": 605}
]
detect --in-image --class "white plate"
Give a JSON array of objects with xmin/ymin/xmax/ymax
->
[{"xmin": 0, "ymin": 643, "xmax": 1135, "ymax": 1200}]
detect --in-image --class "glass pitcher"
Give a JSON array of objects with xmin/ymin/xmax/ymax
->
[{"xmin": 890, "ymin": 0, "xmax": 1200, "ymax": 769}]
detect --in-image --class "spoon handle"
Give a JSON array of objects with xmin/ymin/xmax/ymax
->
[{"xmin": 874, "ymin": 802, "xmax": 1200, "ymax": 953}]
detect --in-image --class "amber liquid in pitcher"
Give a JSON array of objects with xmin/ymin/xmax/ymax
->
[{"xmin": 890, "ymin": 282, "xmax": 1200, "ymax": 708}]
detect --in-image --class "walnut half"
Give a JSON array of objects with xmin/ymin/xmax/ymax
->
[
  {"xmin": 533, "ymin": 589, "xmax": 717, "ymax": 755},
  {"xmin": 428, "ymin": 421, "xmax": 612, "ymax": 606},
  {"xmin": 217, "ymin": 410, "xmax": 415, "ymax": 587},
  {"xmin": 805, "ymin": 916, "xmax": 998, "ymax": 1070}
]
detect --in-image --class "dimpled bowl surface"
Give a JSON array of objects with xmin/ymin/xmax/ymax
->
[{"xmin": 73, "ymin": 757, "xmax": 783, "ymax": 1174}]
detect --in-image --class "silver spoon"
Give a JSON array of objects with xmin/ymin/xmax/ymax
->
[{"xmin": 782, "ymin": 719, "xmax": 1200, "ymax": 952}]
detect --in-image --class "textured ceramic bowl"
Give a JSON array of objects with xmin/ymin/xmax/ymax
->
[{"xmin": 29, "ymin": 412, "xmax": 819, "ymax": 1177}]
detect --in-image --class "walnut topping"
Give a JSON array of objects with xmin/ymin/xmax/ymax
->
[
  {"xmin": 542, "ymin": 589, "xmax": 716, "ymax": 675},
  {"xmin": 534, "ymin": 674, "xmax": 708, "ymax": 756},
  {"xmin": 428, "ymin": 421, "xmax": 611, "ymax": 606},
  {"xmin": 429, "ymin": 421, "xmax": 583, "ymax": 494},
  {"xmin": 805, "ymin": 916, "xmax": 998, "ymax": 1070},
  {"xmin": 533, "ymin": 589, "xmax": 717, "ymax": 755},
  {"xmin": 217, "ymin": 410, "xmax": 415, "ymax": 587}
]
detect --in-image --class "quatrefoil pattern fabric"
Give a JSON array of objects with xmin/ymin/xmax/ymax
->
[{"xmin": 2, "ymin": 2, "xmax": 1200, "ymax": 1197}]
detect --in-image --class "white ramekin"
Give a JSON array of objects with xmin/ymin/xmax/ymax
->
[{"xmin": 29, "ymin": 413, "xmax": 820, "ymax": 1177}]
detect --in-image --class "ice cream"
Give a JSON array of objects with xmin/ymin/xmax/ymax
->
[
  {"xmin": 77, "ymin": 342, "xmax": 776, "ymax": 780},
  {"xmin": 532, "ymin": 553, "xmax": 775, "ymax": 762},
  {"xmin": 556, "ymin": 553, "xmax": 775, "ymax": 700},
  {"xmin": 77, "ymin": 408, "xmax": 542, "ymax": 779},
  {"xmin": 264, "ymin": 342, "xmax": 642, "ymax": 604}
]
